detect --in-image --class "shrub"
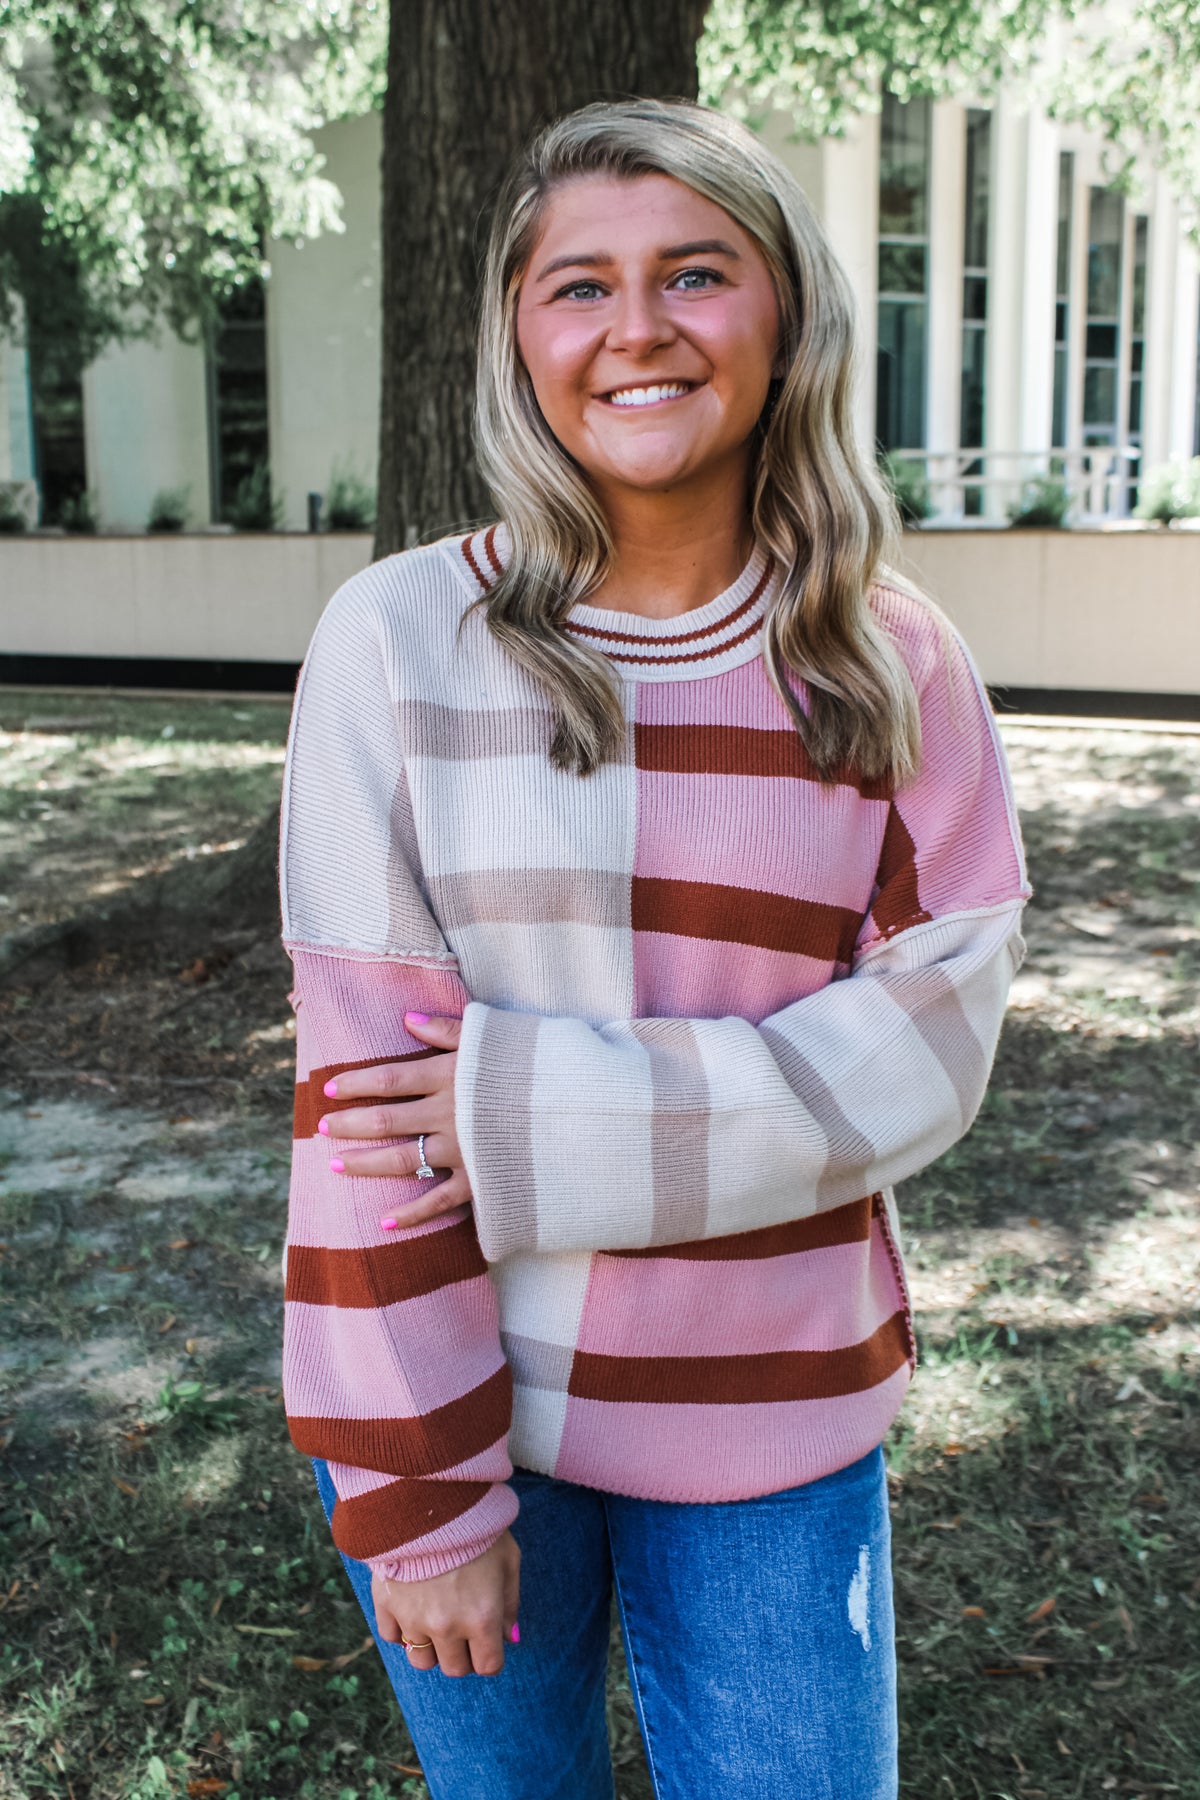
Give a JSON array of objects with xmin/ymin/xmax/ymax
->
[
  {"xmin": 0, "ymin": 487, "xmax": 28, "ymax": 534},
  {"xmin": 880, "ymin": 452, "xmax": 931, "ymax": 526},
  {"xmin": 324, "ymin": 461, "xmax": 377, "ymax": 531},
  {"xmin": 147, "ymin": 485, "xmax": 190, "ymax": 532},
  {"xmin": 59, "ymin": 491, "xmax": 98, "ymax": 534},
  {"xmin": 1007, "ymin": 474, "xmax": 1072, "ymax": 528},
  {"xmin": 227, "ymin": 461, "xmax": 284, "ymax": 531},
  {"xmin": 1134, "ymin": 457, "xmax": 1200, "ymax": 524}
]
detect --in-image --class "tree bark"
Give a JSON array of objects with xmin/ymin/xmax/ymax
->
[{"xmin": 375, "ymin": 0, "xmax": 710, "ymax": 558}]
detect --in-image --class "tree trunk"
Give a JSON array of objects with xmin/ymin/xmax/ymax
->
[{"xmin": 375, "ymin": 0, "xmax": 710, "ymax": 558}]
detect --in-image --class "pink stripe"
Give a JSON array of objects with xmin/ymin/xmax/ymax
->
[
  {"xmin": 554, "ymin": 1365, "xmax": 910, "ymax": 1498},
  {"xmin": 634, "ymin": 654, "xmax": 796, "ymax": 729},
  {"xmin": 288, "ymin": 1137, "xmax": 467, "ymax": 1250},
  {"xmin": 284, "ymin": 1286, "xmax": 504, "ymax": 1418},
  {"xmin": 576, "ymin": 1228, "xmax": 902, "ymax": 1358},
  {"xmin": 633, "ymin": 769, "xmax": 886, "ymax": 909},
  {"xmin": 289, "ymin": 949, "xmax": 468, "ymax": 1072},
  {"xmin": 631, "ymin": 929, "xmax": 833, "ymax": 1024}
]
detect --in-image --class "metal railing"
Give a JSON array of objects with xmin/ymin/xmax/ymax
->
[{"xmin": 883, "ymin": 446, "xmax": 1141, "ymax": 524}]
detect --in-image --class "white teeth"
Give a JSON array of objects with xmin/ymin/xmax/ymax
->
[{"xmin": 607, "ymin": 382, "xmax": 691, "ymax": 407}]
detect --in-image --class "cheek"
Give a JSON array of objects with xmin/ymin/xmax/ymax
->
[{"xmin": 516, "ymin": 310, "xmax": 597, "ymax": 407}]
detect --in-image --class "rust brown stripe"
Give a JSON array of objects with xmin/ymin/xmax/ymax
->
[
  {"xmin": 604, "ymin": 1196, "xmax": 874, "ymax": 1261},
  {"xmin": 483, "ymin": 523, "xmax": 503, "ymax": 577},
  {"xmin": 631, "ymin": 875, "xmax": 861, "ymax": 963},
  {"xmin": 869, "ymin": 804, "xmax": 932, "ymax": 939},
  {"xmin": 567, "ymin": 559, "xmax": 773, "ymax": 649},
  {"xmin": 285, "ymin": 1218, "xmax": 487, "ymax": 1308},
  {"xmin": 634, "ymin": 722, "xmax": 891, "ymax": 800},
  {"xmin": 461, "ymin": 532, "xmax": 493, "ymax": 594},
  {"xmin": 288, "ymin": 1364, "xmax": 513, "ymax": 1478},
  {"xmin": 294, "ymin": 1050, "xmax": 443, "ymax": 1139},
  {"xmin": 332, "ymin": 1476, "xmax": 495, "ymax": 1560},
  {"xmin": 567, "ymin": 1312, "xmax": 911, "ymax": 1405},
  {"xmin": 567, "ymin": 611, "xmax": 765, "ymax": 667}
]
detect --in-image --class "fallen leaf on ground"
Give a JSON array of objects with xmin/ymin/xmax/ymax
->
[
  {"xmin": 961, "ymin": 1606, "xmax": 986, "ymax": 1619},
  {"xmin": 291, "ymin": 1655, "xmax": 328, "ymax": 1672},
  {"xmin": 158, "ymin": 1314, "xmax": 177, "ymax": 1334},
  {"xmin": 142, "ymin": 1696, "xmax": 165, "ymax": 1706},
  {"xmin": 169, "ymin": 1239, "xmax": 193, "ymax": 1251},
  {"xmin": 330, "ymin": 1635, "xmax": 374, "ymax": 1671},
  {"xmin": 112, "ymin": 1478, "xmax": 139, "ymax": 1498},
  {"xmin": 234, "ymin": 1624, "xmax": 296, "ymax": 1638},
  {"xmin": 390, "ymin": 1764, "xmax": 423, "ymax": 1778},
  {"xmin": 187, "ymin": 1783, "xmax": 229, "ymax": 1797},
  {"xmin": 930, "ymin": 1517, "xmax": 961, "ymax": 1531},
  {"xmin": 1027, "ymin": 1596, "xmax": 1057, "ymax": 1622}
]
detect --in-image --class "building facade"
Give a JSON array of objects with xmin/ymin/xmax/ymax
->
[{"xmin": 2, "ymin": 87, "xmax": 1199, "ymax": 534}]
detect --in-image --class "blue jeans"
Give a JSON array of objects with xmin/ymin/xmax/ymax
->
[{"xmin": 313, "ymin": 1449, "xmax": 897, "ymax": 1799}]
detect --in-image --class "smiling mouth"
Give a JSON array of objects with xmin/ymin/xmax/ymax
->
[{"xmin": 600, "ymin": 381, "xmax": 699, "ymax": 408}]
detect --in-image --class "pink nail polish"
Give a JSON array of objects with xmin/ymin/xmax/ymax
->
[
  {"xmin": 329, "ymin": 1158, "xmax": 345, "ymax": 1174},
  {"xmin": 406, "ymin": 1011, "xmax": 431, "ymax": 1025},
  {"xmin": 510, "ymin": 1621, "xmax": 520, "ymax": 1644},
  {"xmin": 380, "ymin": 1217, "xmax": 398, "ymax": 1231},
  {"xmin": 317, "ymin": 1119, "xmax": 329, "ymax": 1136},
  {"xmin": 324, "ymin": 1079, "xmax": 338, "ymax": 1098}
]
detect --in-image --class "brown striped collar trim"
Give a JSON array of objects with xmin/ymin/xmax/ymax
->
[{"xmin": 459, "ymin": 526, "xmax": 776, "ymax": 677}]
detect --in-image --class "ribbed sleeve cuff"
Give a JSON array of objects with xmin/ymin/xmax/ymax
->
[
  {"xmin": 455, "ymin": 1001, "xmax": 543, "ymax": 1263},
  {"xmin": 360, "ymin": 1480, "xmax": 520, "ymax": 1584}
]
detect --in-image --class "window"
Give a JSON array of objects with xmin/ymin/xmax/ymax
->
[
  {"xmin": 959, "ymin": 109, "xmax": 991, "ymax": 514},
  {"xmin": 28, "ymin": 340, "xmax": 87, "ymax": 525},
  {"xmin": 1051, "ymin": 153, "xmax": 1074, "ymax": 446},
  {"xmin": 1083, "ymin": 187, "xmax": 1124, "ymax": 447},
  {"xmin": 876, "ymin": 93, "xmax": 931, "ymax": 452},
  {"xmin": 1127, "ymin": 215, "xmax": 1147, "ymax": 506},
  {"xmin": 206, "ymin": 277, "xmax": 269, "ymax": 522}
]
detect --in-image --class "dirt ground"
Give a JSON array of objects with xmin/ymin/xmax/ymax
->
[{"xmin": 0, "ymin": 689, "xmax": 1197, "ymax": 1800}]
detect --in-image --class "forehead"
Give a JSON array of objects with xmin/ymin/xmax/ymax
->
[{"xmin": 525, "ymin": 171, "xmax": 757, "ymax": 263}]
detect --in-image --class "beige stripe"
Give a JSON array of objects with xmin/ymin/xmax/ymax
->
[
  {"xmin": 469, "ymin": 1008, "xmax": 541, "ymax": 1261},
  {"xmin": 398, "ymin": 698, "xmax": 555, "ymax": 762},
  {"xmin": 500, "ymin": 1332, "xmax": 575, "ymax": 1393},
  {"xmin": 630, "ymin": 1018, "xmax": 711, "ymax": 1243},
  {"xmin": 759, "ymin": 1023, "xmax": 879, "ymax": 1209},
  {"xmin": 893, "ymin": 969, "xmax": 990, "ymax": 1127},
  {"xmin": 428, "ymin": 867, "xmax": 630, "ymax": 931}
]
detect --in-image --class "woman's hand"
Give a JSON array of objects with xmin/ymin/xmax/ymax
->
[
  {"xmin": 320, "ymin": 1013, "xmax": 471, "ymax": 1224},
  {"xmin": 371, "ymin": 1529, "xmax": 521, "ymax": 1677}
]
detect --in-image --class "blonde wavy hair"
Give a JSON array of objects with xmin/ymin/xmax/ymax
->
[{"xmin": 474, "ymin": 97, "xmax": 921, "ymax": 783}]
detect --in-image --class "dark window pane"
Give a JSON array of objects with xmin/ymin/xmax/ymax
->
[
  {"xmin": 28, "ymin": 345, "xmax": 86, "ymax": 525},
  {"xmin": 1052, "ymin": 346, "xmax": 1068, "ymax": 444},
  {"xmin": 1055, "ymin": 300, "xmax": 1068, "ymax": 345},
  {"xmin": 963, "ymin": 109, "xmax": 991, "ymax": 271},
  {"xmin": 1087, "ymin": 187, "xmax": 1124, "ymax": 320},
  {"xmin": 963, "ymin": 275, "xmax": 988, "ymax": 322},
  {"xmin": 1086, "ymin": 322, "xmax": 1118, "ymax": 360},
  {"xmin": 960, "ymin": 326, "xmax": 986, "ymax": 446},
  {"xmin": 207, "ymin": 279, "xmax": 269, "ymax": 522},
  {"xmin": 1056, "ymin": 152, "xmax": 1074, "ymax": 296},
  {"xmin": 1128, "ymin": 377, "xmax": 1142, "ymax": 436},
  {"xmin": 1131, "ymin": 216, "xmax": 1148, "ymax": 336},
  {"xmin": 1083, "ymin": 364, "xmax": 1117, "ymax": 428},
  {"xmin": 878, "ymin": 241, "xmax": 927, "ymax": 295},
  {"xmin": 1130, "ymin": 340, "xmax": 1144, "ymax": 373},
  {"xmin": 879, "ymin": 93, "xmax": 930, "ymax": 237},
  {"xmin": 876, "ymin": 298, "xmax": 927, "ymax": 450}
]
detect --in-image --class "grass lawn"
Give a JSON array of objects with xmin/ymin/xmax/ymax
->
[{"xmin": 0, "ymin": 691, "xmax": 1196, "ymax": 1800}]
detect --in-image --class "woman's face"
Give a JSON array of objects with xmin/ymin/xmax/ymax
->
[{"xmin": 515, "ymin": 172, "xmax": 782, "ymax": 506}]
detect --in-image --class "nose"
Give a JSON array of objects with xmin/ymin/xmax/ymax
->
[{"xmin": 605, "ymin": 280, "xmax": 676, "ymax": 357}]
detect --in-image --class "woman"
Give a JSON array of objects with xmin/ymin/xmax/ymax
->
[{"xmin": 280, "ymin": 98, "xmax": 1028, "ymax": 1799}]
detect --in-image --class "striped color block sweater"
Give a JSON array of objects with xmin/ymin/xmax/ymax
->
[{"xmin": 280, "ymin": 526, "xmax": 1030, "ymax": 1581}]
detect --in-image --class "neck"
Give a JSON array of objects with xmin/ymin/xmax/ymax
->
[{"xmin": 586, "ymin": 460, "xmax": 755, "ymax": 619}]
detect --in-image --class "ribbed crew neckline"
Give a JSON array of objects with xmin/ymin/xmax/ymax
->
[{"xmin": 448, "ymin": 524, "xmax": 778, "ymax": 683}]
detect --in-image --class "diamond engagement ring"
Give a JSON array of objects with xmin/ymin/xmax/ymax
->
[{"xmin": 415, "ymin": 1135, "xmax": 435, "ymax": 1180}]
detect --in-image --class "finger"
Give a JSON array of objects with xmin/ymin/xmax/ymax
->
[
  {"xmin": 502, "ymin": 1553, "xmax": 521, "ymax": 1645},
  {"xmin": 432, "ymin": 1633, "xmax": 473, "ymax": 1679},
  {"xmin": 331, "ymin": 1135, "xmax": 454, "ymax": 1180},
  {"xmin": 467, "ymin": 1620, "xmax": 508, "ymax": 1678},
  {"xmin": 322, "ymin": 1054, "xmax": 448, "ymax": 1104},
  {"xmin": 380, "ymin": 1171, "xmax": 473, "ymax": 1229},
  {"xmin": 321, "ymin": 1100, "xmax": 437, "ymax": 1141},
  {"xmin": 403, "ymin": 1012, "xmax": 463, "ymax": 1051},
  {"xmin": 371, "ymin": 1577, "xmax": 403, "ymax": 1645},
  {"xmin": 403, "ymin": 1639, "xmax": 438, "ymax": 1672}
]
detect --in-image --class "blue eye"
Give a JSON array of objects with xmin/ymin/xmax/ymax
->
[
  {"xmin": 554, "ymin": 280, "xmax": 606, "ymax": 302},
  {"xmin": 672, "ymin": 267, "xmax": 723, "ymax": 291}
]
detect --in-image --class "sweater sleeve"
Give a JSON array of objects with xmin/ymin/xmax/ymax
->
[
  {"xmin": 456, "ymin": 612, "xmax": 1031, "ymax": 1262},
  {"xmin": 280, "ymin": 574, "xmax": 516, "ymax": 1580}
]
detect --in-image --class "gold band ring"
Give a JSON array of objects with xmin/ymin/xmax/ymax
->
[{"xmin": 400, "ymin": 1634, "xmax": 434, "ymax": 1651}]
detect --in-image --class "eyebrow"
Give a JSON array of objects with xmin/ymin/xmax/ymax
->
[{"xmin": 534, "ymin": 239, "xmax": 742, "ymax": 281}]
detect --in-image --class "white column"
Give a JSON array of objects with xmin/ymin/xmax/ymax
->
[
  {"xmin": 1017, "ymin": 104, "xmax": 1058, "ymax": 458},
  {"xmin": 926, "ymin": 98, "xmax": 964, "ymax": 486},
  {"xmin": 1142, "ymin": 174, "xmax": 1180, "ymax": 474},
  {"xmin": 82, "ymin": 325, "xmax": 212, "ymax": 533},
  {"xmin": 1167, "ymin": 240, "xmax": 1199, "ymax": 460},
  {"xmin": 984, "ymin": 92, "xmax": 1029, "ymax": 516},
  {"xmin": 814, "ymin": 109, "xmax": 880, "ymax": 455},
  {"xmin": 0, "ymin": 332, "xmax": 36, "ymax": 484}
]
